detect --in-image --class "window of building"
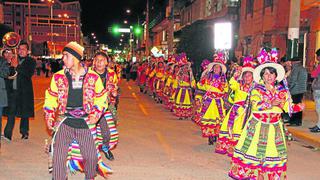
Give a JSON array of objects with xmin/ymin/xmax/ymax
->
[
  {"xmin": 16, "ymin": 12, "xmax": 20, "ymax": 16},
  {"xmin": 162, "ymin": 30, "xmax": 167, "ymax": 42},
  {"xmin": 216, "ymin": 0, "xmax": 223, "ymax": 12},
  {"xmin": 263, "ymin": 0, "xmax": 273, "ymax": 13},
  {"xmin": 246, "ymin": 0, "xmax": 254, "ymax": 18},
  {"xmin": 16, "ymin": 21, "xmax": 21, "ymax": 26}
]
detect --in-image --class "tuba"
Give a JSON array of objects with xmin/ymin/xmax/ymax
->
[{"xmin": 2, "ymin": 32, "xmax": 21, "ymax": 49}]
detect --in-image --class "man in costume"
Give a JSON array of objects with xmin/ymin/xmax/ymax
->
[
  {"xmin": 43, "ymin": 42, "xmax": 112, "ymax": 179},
  {"xmin": 92, "ymin": 51, "xmax": 119, "ymax": 161}
]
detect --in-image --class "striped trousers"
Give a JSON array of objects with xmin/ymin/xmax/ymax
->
[
  {"xmin": 99, "ymin": 117, "xmax": 110, "ymax": 146},
  {"xmin": 53, "ymin": 123, "xmax": 98, "ymax": 180}
]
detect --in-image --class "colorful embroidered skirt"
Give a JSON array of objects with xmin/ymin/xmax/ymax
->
[
  {"xmin": 196, "ymin": 96, "xmax": 225, "ymax": 137},
  {"xmin": 229, "ymin": 114, "xmax": 287, "ymax": 180},
  {"xmin": 173, "ymin": 87, "xmax": 193, "ymax": 118},
  {"xmin": 215, "ymin": 102, "xmax": 247, "ymax": 156}
]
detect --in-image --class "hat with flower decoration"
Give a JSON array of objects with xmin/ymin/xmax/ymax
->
[
  {"xmin": 253, "ymin": 48, "xmax": 285, "ymax": 83},
  {"xmin": 167, "ymin": 54, "xmax": 176, "ymax": 64},
  {"xmin": 201, "ymin": 59, "xmax": 211, "ymax": 71},
  {"xmin": 239, "ymin": 55, "xmax": 256, "ymax": 79},
  {"xmin": 205, "ymin": 52, "xmax": 227, "ymax": 74},
  {"xmin": 177, "ymin": 53, "xmax": 190, "ymax": 66}
]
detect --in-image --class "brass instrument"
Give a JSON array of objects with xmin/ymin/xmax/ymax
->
[
  {"xmin": 2, "ymin": 32, "xmax": 20, "ymax": 79},
  {"xmin": 2, "ymin": 32, "xmax": 21, "ymax": 48}
]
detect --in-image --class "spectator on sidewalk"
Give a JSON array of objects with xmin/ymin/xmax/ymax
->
[
  {"xmin": 287, "ymin": 57, "xmax": 308, "ymax": 126},
  {"xmin": 310, "ymin": 49, "xmax": 320, "ymax": 132},
  {"xmin": 45, "ymin": 60, "xmax": 51, "ymax": 77},
  {"xmin": 36, "ymin": 58, "xmax": 42, "ymax": 76},
  {"xmin": 3, "ymin": 41, "xmax": 36, "ymax": 141},
  {"xmin": 0, "ymin": 56, "xmax": 10, "ymax": 138},
  {"xmin": 125, "ymin": 62, "xmax": 131, "ymax": 81}
]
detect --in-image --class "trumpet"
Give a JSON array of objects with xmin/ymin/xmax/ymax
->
[{"xmin": 2, "ymin": 32, "xmax": 21, "ymax": 49}]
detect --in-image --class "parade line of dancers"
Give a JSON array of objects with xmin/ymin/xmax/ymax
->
[
  {"xmin": 136, "ymin": 48, "xmax": 304, "ymax": 180},
  {"xmin": 43, "ymin": 41, "xmax": 303, "ymax": 179}
]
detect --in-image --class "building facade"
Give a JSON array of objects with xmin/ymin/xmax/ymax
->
[
  {"xmin": 3, "ymin": 0, "xmax": 81, "ymax": 57},
  {"xmin": 237, "ymin": 0, "xmax": 320, "ymax": 70},
  {"xmin": 178, "ymin": 0, "xmax": 240, "ymax": 54}
]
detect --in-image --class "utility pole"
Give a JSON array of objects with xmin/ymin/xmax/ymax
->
[
  {"xmin": 287, "ymin": 0, "xmax": 300, "ymax": 59},
  {"xmin": 27, "ymin": 0, "xmax": 32, "ymax": 54},
  {"xmin": 145, "ymin": 0, "xmax": 150, "ymax": 57},
  {"xmin": 167, "ymin": 0, "xmax": 174, "ymax": 54}
]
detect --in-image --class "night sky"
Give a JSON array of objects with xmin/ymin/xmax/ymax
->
[{"xmin": 78, "ymin": 0, "xmax": 146, "ymax": 48}]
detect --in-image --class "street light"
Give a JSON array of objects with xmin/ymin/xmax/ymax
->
[
  {"xmin": 41, "ymin": 0, "xmax": 57, "ymax": 57},
  {"xmin": 91, "ymin": 33, "xmax": 95, "ymax": 36},
  {"xmin": 124, "ymin": 20, "xmax": 128, "ymax": 24},
  {"xmin": 120, "ymin": 39, "xmax": 123, "ymax": 42},
  {"xmin": 126, "ymin": 9, "xmax": 131, "ymax": 14}
]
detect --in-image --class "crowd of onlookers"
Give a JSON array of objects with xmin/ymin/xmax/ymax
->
[{"xmin": 34, "ymin": 58, "xmax": 63, "ymax": 77}]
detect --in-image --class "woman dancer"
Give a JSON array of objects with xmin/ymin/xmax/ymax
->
[{"xmin": 229, "ymin": 49, "xmax": 304, "ymax": 179}]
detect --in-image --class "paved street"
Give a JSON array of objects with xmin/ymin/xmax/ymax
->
[{"xmin": 0, "ymin": 76, "xmax": 319, "ymax": 180}]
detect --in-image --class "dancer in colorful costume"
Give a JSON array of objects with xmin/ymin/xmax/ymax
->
[
  {"xmin": 163, "ymin": 55, "xmax": 176, "ymax": 109},
  {"xmin": 92, "ymin": 52, "xmax": 119, "ymax": 161},
  {"xmin": 173, "ymin": 53, "xmax": 196, "ymax": 119},
  {"xmin": 137, "ymin": 61, "xmax": 148, "ymax": 93},
  {"xmin": 43, "ymin": 42, "xmax": 112, "ymax": 179},
  {"xmin": 149, "ymin": 57, "xmax": 166, "ymax": 103},
  {"xmin": 229, "ymin": 48, "xmax": 304, "ymax": 180},
  {"xmin": 147, "ymin": 60, "xmax": 156, "ymax": 96},
  {"xmin": 195, "ymin": 53, "xmax": 228, "ymax": 145},
  {"xmin": 193, "ymin": 59, "xmax": 211, "ymax": 124},
  {"xmin": 215, "ymin": 56, "xmax": 255, "ymax": 156}
]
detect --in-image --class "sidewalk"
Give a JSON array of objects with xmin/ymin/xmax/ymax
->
[{"xmin": 286, "ymin": 99, "xmax": 320, "ymax": 147}]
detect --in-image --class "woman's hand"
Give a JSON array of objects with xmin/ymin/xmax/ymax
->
[{"xmin": 271, "ymin": 99, "xmax": 284, "ymax": 106}]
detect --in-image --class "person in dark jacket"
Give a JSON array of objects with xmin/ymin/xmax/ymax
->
[
  {"xmin": 310, "ymin": 49, "xmax": 320, "ymax": 132},
  {"xmin": 0, "ymin": 56, "xmax": 10, "ymax": 141},
  {"xmin": 3, "ymin": 41, "xmax": 36, "ymax": 140},
  {"xmin": 287, "ymin": 57, "xmax": 308, "ymax": 126}
]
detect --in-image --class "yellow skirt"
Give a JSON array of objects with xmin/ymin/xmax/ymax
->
[
  {"xmin": 229, "ymin": 115, "xmax": 287, "ymax": 179},
  {"xmin": 174, "ymin": 87, "xmax": 193, "ymax": 118},
  {"xmin": 215, "ymin": 103, "xmax": 247, "ymax": 156},
  {"xmin": 198, "ymin": 96, "xmax": 225, "ymax": 137}
]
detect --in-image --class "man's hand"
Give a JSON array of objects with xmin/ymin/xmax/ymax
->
[
  {"xmin": 11, "ymin": 58, "xmax": 18, "ymax": 68},
  {"xmin": 46, "ymin": 118, "xmax": 54, "ymax": 130},
  {"xmin": 297, "ymin": 103, "xmax": 305, "ymax": 110},
  {"xmin": 87, "ymin": 114, "xmax": 99, "ymax": 124}
]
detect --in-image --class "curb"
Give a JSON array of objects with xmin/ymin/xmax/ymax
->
[{"xmin": 287, "ymin": 127, "xmax": 320, "ymax": 147}]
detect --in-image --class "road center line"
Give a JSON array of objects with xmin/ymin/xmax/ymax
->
[
  {"xmin": 138, "ymin": 103, "xmax": 149, "ymax": 116},
  {"xmin": 156, "ymin": 131, "xmax": 174, "ymax": 161},
  {"xmin": 34, "ymin": 101, "xmax": 45, "ymax": 112}
]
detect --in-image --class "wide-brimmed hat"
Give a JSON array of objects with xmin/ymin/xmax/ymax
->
[
  {"xmin": 201, "ymin": 59, "xmax": 211, "ymax": 71},
  {"xmin": 253, "ymin": 48, "xmax": 285, "ymax": 83},
  {"xmin": 239, "ymin": 56, "xmax": 255, "ymax": 80},
  {"xmin": 176, "ymin": 53, "xmax": 191, "ymax": 67},
  {"xmin": 204, "ymin": 52, "xmax": 227, "ymax": 74}
]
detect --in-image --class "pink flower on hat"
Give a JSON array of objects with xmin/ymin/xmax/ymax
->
[{"xmin": 213, "ymin": 52, "xmax": 226, "ymax": 65}]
